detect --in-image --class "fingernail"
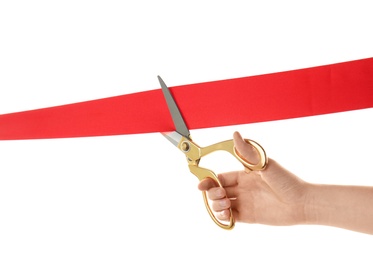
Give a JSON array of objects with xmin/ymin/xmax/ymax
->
[{"xmin": 219, "ymin": 210, "xmax": 228, "ymax": 218}]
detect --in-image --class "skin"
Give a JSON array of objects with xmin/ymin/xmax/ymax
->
[{"xmin": 198, "ymin": 132, "xmax": 373, "ymax": 235}]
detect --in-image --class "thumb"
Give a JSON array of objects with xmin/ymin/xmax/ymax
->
[{"xmin": 233, "ymin": 131, "xmax": 260, "ymax": 166}]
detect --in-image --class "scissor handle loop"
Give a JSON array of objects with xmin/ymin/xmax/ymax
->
[
  {"xmin": 201, "ymin": 139, "xmax": 268, "ymax": 171},
  {"xmin": 188, "ymin": 165, "xmax": 235, "ymax": 230}
]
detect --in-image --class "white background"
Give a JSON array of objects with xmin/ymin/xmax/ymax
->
[{"xmin": 0, "ymin": 1, "xmax": 372, "ymax": 259}]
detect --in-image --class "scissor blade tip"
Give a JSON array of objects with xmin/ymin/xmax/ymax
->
[{"xmin": 158, "ymin": 75, "xmax": 165, "ymax": 83}]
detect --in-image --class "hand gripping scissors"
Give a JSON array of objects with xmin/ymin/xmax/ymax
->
[{"xmin": 158, "ymin": 76, "xmax": 268, "ymax": 230}]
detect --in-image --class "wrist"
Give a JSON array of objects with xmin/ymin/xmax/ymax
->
[{"xmin": 303, "ymin": 183, "xmax": 325, "ymax": 225}]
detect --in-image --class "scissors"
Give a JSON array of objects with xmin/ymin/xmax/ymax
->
[{"xmin": 158, "ymin": 76, "xmax": 268, "ymax": 230}]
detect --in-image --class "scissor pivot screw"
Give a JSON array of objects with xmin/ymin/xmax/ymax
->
[{"xmin": 181, "ymin": 141, "xmax": 190, "ymax": 152}]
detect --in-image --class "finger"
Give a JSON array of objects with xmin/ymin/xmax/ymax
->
[
  {"xmin": 218, "ymin": 171, "xmax": 240, "ymax": 187},
  {"xmin": 206, "ymin": 187, "xmax": 226, "ymax": 200},
  {"xmin": 215, "ymin": 209, "xmax": 231, "ymax": 221},
  {"xmin": 211, "ymin": 198, "xmax": 231, "ymax": 212},
  {"xmin": 197, "ymin": 177, "xmax": 219, "ymax": 191},
  {"xmin": 215, "ymin": 208, "xmax": 239, "ymax": 222},
  {"xmin": 233, "ymin": 131, "xmax": 260, "ymax": 165},
  {"xmin": 198, "ymin": 171, "xmax": 239, "ymax": 191},
  {"xmin": 204, "ymin": 185, "xmax": 237, "ymax": 201}
]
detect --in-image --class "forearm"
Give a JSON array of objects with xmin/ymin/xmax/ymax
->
[{"xmin": 305, "ymin": 183, "xmax": 373, "ymax": 234}]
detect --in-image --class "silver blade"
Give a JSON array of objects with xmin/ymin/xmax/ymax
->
[
  {"xmin": 158, "ymin": 76, "xmax": 190, "ymax": 138},
  {"xmin": 161, "ymin": 131, "xmax": 183, "ymax": 147}
]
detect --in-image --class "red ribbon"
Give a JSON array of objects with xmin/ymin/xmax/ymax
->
[{"xmin": 0, "ymin": 58, "xmax": 372, "ymax": 140}]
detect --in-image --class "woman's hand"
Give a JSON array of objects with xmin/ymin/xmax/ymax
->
[{"xmin": 198, "ymin": 131, "xmax": 309, "ymax": 226}]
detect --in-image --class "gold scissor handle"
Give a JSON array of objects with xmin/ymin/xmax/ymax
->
[
  {"xmin": 201, "ymin": 139, "xmax": 268, "ymax": 171},
  {"xmin": 189, "ymin": 165, "xmax": 235, "ymax": 230},
  {"xmin": 186, "ymin": 138, "xmax": 268, "ymax": 230}
]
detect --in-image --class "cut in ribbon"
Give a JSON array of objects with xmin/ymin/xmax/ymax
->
[{"xmin": 0, "ymin": 57, "xmax": 372, "ymax": 140}]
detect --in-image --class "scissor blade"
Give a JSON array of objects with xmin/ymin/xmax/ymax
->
[
  {"xmin": 161, "ymin": 131, "xmax": 183, "ymax": 147},
  {"xmin": 158, "ymin": 76, "xmax": 190, "ymax": 138}
]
